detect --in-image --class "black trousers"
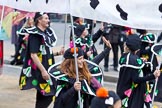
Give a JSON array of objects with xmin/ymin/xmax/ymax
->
[
  {"xmin": 104, "ymin": 44, "xmax": 110, "ymax": 68},
  {"xmin": 35, "ymin": 91, "xmax": 53, "ymax": 108},
  {"xmin": 111, "ymin": 43, "xmax": 119, "ymax": 68},
  {"xmin": 104, "ymin": 43, "xmax": 119, "ymax": 68},
  {"xmin": 119, "ymin": 43, "xmax": 124, "ymax": 55}
]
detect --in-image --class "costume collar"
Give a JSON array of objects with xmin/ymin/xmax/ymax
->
[
  {"xmin": 48, "ymin": 60, "xmax": 103, "ymax": 96},
  {"xmin": 26, "ymin": 26, "xmax": 57, "ymax": 47},
  {"xmin": 119, "ymin": 52, "xmax": 145, "ymax": 69}
]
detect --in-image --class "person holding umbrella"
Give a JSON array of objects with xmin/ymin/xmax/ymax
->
[{"xmin": 51, "ymin": 47, "xmax": 102, "ymax": 108}]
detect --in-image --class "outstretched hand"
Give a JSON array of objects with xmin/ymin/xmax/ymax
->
[
  {"xmin": 59, "ymin": 46, "xmax": 65, "ymax": 55},
  {"xmin": 102, "ymin": 36, "xmax": 112, "ymax": 49}
]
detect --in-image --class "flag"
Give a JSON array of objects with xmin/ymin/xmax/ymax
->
[
  {"xmin": 70, "ymin": 0, "xmax": 162, "ymax": 30},
  {"xmin": 0, "ymin": 6, "xmax": 13, "ymax": 18},
  {"xmin": 0, "ymin": 0, "xmax": 70, "ymax": 13},
  {"xmin": 1, "ymin": 11, "xmax": 17, "ymax": 38},
  {"xmin": 1, "ymin": 0, "xmax": 162, "ymax": 30},
  {"xmin": 0, "ymin": 6, "xmax": 13, "ymax": 40},
  {"xmin": 1, "ymin": 9, "xmax": 26, "ymax": 39}
]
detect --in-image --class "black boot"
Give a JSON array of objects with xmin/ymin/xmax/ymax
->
[
  {"xmin": 10, "ymin": 59, "xmax": 16, "ymax": 65},
  {"xmin": 15, "ymin": 60, "xmax": 23, "ymax": 65}
]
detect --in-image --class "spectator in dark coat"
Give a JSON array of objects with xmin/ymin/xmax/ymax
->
[{"xmin": 102, "ymin": 23, "xmax": 122, "ymax": 72}]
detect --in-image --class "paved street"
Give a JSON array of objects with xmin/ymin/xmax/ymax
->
[
  {"xmin": 0, "ymin": 64, "xmax": 116, "ymax": 108},
  {"xmin": 0, "ymin": 64, "xmax": 161, "ymax": 108}
]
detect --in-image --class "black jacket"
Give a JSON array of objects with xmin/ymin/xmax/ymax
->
[
  {"xmin": 54, "ymin": 80, "xmax": 92, "ymax": 108},
  {"xmin": 117, "ymin": 52, "xmax": 155, "ymax": 108}
]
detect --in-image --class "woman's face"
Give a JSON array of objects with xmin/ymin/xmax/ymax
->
[
  {"xmin": 77, "ymin": 56, "xmax": 84, "ymax": 68},
  {"xmin": 28, "ymin": 18, "xmax": 34, "ymax": 26}
]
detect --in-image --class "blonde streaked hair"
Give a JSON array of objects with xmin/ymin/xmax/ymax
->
[{"xmin": 22, "ymin": 17, "xmax": 34, "ymax": 28}]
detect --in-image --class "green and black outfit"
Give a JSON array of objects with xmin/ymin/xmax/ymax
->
[
  {"xmin": 48, "ymin": 59, "xmax": 104, "ymax": 108},
  {"xmin": 75, "ymin": 29, "xmax": 103, "ymax": 60},
  {"xmin": 117, "ymin": 52, "xmax": 156, "ymax": 108}
]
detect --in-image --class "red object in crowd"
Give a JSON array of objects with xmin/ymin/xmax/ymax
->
[
  {"xmin": 0, "ymin": 40, "xmax": 3, "ymax": 67},
  {"xmin": 124, "ymin": 26, "xmax": 133, "ymax": 35}
]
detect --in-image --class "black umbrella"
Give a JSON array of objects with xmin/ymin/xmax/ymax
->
[
  {"xmin": 48, "ymin": 59, "xmax": 103, "ymax": 85},
  {"xmin": 140, "ymin": 33, "xmax": 156, "ymax": 44},
  {"xmin": 48, "ymin": 47, "xmax": 111, "ymax": 85},
  {"xmin": 151, "ymin": 43, "xmax": 162, "ymax": 56},
  {"xmin": 47, "ymin": 59, "xmax": 103, "ymax": 97}
]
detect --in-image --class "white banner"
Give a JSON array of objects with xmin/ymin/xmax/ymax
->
[
  {"xmin": 1, "ymin": 0, "xmax": 162, "ymax": 30},
  {"xmin": 0, "ymin": 0, "xmax": 70, "ymax": 13},
  {"xmin": 70, "ymin": 0, "xmax": 162, "ymax": 30}
]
